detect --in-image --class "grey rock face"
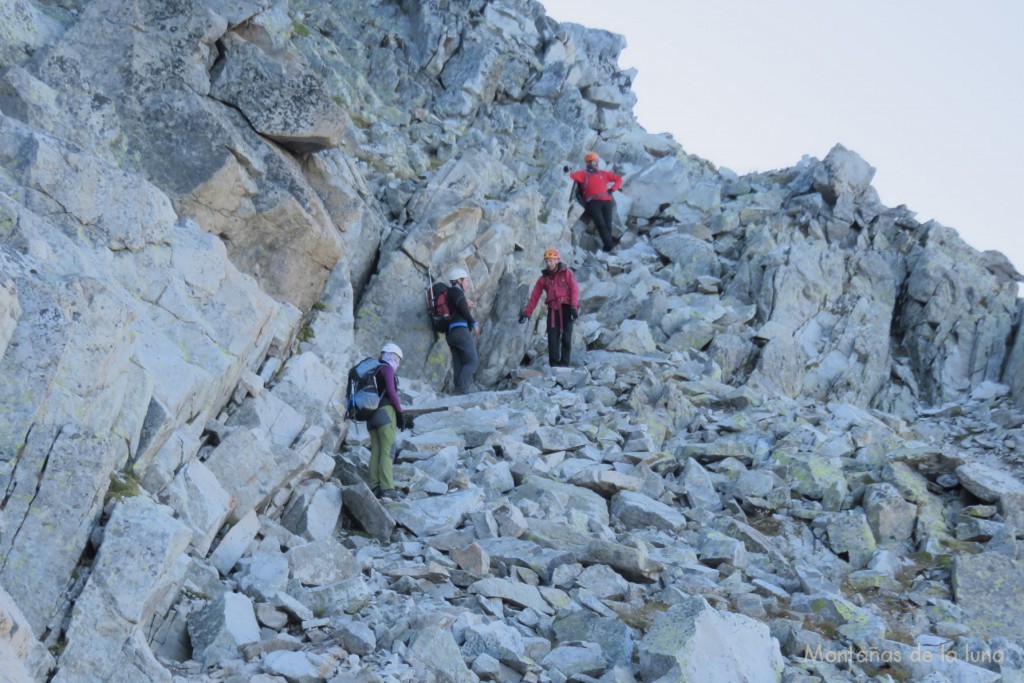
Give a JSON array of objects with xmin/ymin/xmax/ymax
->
[
  {"xmin": 3, "ymin": 0, "xmax": 1024, "ymax": 681},
  {"xmin": 210, "ymin": 33, "xmax": 347, "ymax": 153}
]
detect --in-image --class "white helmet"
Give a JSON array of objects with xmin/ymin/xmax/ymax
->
[
  {"xmin": 449, "ymin": 266, "xmax": 469, "ymax": 282},
  {"xmin": 381, "ymin": 342, "xmax": 403, "ymax": 359}
]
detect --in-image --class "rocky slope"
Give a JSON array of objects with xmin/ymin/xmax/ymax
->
[{"xmin": 2, "ymin": 0, "xmax": 1024, "ymax": 681}]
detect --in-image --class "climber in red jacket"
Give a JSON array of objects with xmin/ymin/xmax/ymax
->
[
  {"xmin": 519, "ymin": 248, "xmax": 581, "ymax": 367},
  {"xmin": 569, "ymin": 152, "xmax": 623, "ymax": 252}
]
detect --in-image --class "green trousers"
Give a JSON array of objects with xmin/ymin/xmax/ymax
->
[{"xmin": 369, "ymin": 405, "xmax": 397, "ymax": 491}]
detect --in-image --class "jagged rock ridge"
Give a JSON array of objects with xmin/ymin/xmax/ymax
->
[{"xmin": 2, "ymin": 0, "xmax": 1024, "ymax": 681}]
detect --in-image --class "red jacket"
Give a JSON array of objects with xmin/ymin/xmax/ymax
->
[
  {"xmin": 524, "ymin": 264, "xmax": 580, "ymax": 317},
  {"xmin": 570, "ymin": 168, "xmax": 623, "ymax": 202}
]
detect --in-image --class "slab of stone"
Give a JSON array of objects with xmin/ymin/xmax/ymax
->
[
  {"xmin": 385, "ymin": 561, "xmax": 450, "ymax": 583},
  {"xmin": 611, "ymin": 490, "xmax": 687, "ymax": 532},
  {"xmin": 682, "ymin": 458, "xmax": 724, "ymax": 511},
  {"xmin": 570, "ymin": 468, "xmax": 643, "ymax": 496},
  {"xmin": 553, "ymin": 611, "xmax": 634, "ymax": 666},
  {"xmin": 388, "ymin": 488, "xmax": 485, "ymax": 537},
  {"xmin": 285, "ymin": 576, "xmax": 371, "ymax": 617},
  {"xmin": 340, "ymin": 482, "xmax": 396, "ymax": 542},
  {"xmin": 462, "ymin": 621, "xmax": 530, "ymax": 673},
  {"xmin": 540, "ymin": 642, "xmax": 607, "ymax": 679},
  {"xmin": 952, "ymin": 552, "xmax": 1024, "ymax": 641},
  {"xmin": 281, "ymin": 481, "xmax": 342, "ymax": 542},
  {"xmin": 226, "ymin": 390, "xmax": 306, "ymax": 449},
  {"xmin": 188, "ymin": 592, "xmax": 261, "ymax": 668},
  {"xmin": 677, "ymin": 439, "xmax": 753, "ymax": 464},
  {"xmin": 863, "ymin": 483, "xmax": 916, "ymax": 544},
  {"xmin": 286, "ymin": 538, "xmax": 361, "ymax": 587},
  {"xmin": 511, "ymin": 476, "xmax": 610, "ymax": 526},
  {"xmin": 956, "ymin": 463, "xmax": 1024, "ymax": 528},
  {"xmin": 699, "ymin": 531, "xmax": 748, "ymax": 569},
  {"xmin": 263, "ymin": 650, "xmax": 335, "ymax": 682},
  {"xmin": 338, "ymin": 621, "xmax": 376, "ymax": 656},
  {"xmin": 204, "ymin": 428, "xmax": 315, "ymax": 517},
  {"xmin": 451, "ymin": 542, "xmax": 490, "ymax": 574},
  {"xmin": 163, "ymin": 459, "xmax": 233, "ymax": 556},
  {"xmin": 255, "ymin": 603, "xmax": 288, "ymax": 630},
  {"xmin": 476, "ymin": 536, "xmax": 577, "ymax": 583},
  {"xmin": 493, "ymin": 502, "xmax": 528, "ymax": 538},
  {"xmin": 577, "ymin": 563, "xmax": 630, "ymax": 600},
  {"xmin": 638, "ymin": 596, "xmax": 783, "ymax": 682},
  {"xmin": 209, "ymin": 509, "xmax": 260, "ymax": 576},
  {"xmin": 237, "ymin": 538, "xmax": 290, "ymax": 601},
  {"xmin": 0, "ymin": 427, "xmax": 126, "ymax": 636},
  {"xmin": 407, "ymin": 626, "xmax": 474, "ymax": 682},
  {"xmin": 525, "ymin": 425, "xmax": 589, "ymax": 453},
  {"xmin": 469, "ymin": 577, "xmax": 552, "ymax": 614},
  {"xmin": 210, "ymin": 33, "xmax": 346, "ymax": 153},
  {"xmin": 826, "ymin": 512, "xmax": 877, "ymax": 568}
]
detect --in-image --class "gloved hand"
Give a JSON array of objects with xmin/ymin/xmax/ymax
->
[
  {"xmin": 569, "ymin": 308, "xmax": 579, "ymax": 321},
  {"xmin": 562, "ymin": 165, "xmax": 570, "ymax": 173},
  {"xmin": 518, "ymin": 314, "xmax": 528, "ymax": 324},
  {"xmin": 396, "ymin": 412, "xmax": 407, "ymax": 430}
]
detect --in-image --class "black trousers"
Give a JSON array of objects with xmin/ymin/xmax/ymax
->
[
  {"xmin": 585, "ymin": 200, "xmax": 615, "ymax": 251},
  {"xmin": 547, "ymin": 305, "xmax": 575, "ymax": 367},
  {"xmin": 446, "ymin": 326, "xmax": 478, "ymax": 392}
]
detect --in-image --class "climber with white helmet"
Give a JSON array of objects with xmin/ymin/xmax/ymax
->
[
  {"xmin": 519, "ymin": 248, "xmax": 580, "ymax": 367},
  {"xmin": 369, "ymin": 342, "xmax": 405, "ymax": 499},
  {"xmin": 569, "ymin": 151, "xmax": 623, "ymax": 252},
  {"xmin": 445, "ymin": 266, "xmax": 480, "ymax": 394}
]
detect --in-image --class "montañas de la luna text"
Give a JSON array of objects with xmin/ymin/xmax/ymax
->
[{"xmin": 805, "ymin": 643, "xmax": 1005, "ymax": 665}]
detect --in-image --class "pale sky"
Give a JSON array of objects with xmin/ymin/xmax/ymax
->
[{"xmin": 542, "ymin": 0, "xmax": 1024, "ymax": 272}]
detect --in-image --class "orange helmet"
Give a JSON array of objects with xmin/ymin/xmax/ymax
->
[
  {"xmin": 584, "ymin": 152, "xmax": 599, "ymax": 163},
  {"xmin": 543, "ymin": 248, "xmax": 560, "ymax": 260}
]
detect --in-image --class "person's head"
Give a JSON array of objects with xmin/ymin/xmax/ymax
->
[
  {"xmin": 584, "ymin": 151, "xmax": 599, "ymax": 168},
  {"xmin": 449, "ymin": 266, "xmax": 470, "ymax": 289},
  {"xmin": 543, "ymin": 248, "xmax": 560, "ymax": 270},
  {"xmin": 381, "ymin": 342, "xmax": 403, "ymax": 367}
]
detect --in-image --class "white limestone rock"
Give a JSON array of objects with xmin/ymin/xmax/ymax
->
[
  {"xmin": 187, "ymin": 592, "xmax": 261, "ymax": 668},
  {"xmin": 162, "ymin": 459, "xmax": 234, "ymax": 556},
  {"xmin": 209, "ymin": 509, "xmax": 260, "ymax": 576}
]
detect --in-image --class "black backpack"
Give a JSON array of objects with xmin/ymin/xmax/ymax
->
[
  {"xmin": 426, "ymin": 281, "xmax": 451, "ymax": 334},
  {"xmin": 345, "ymin": 357, "xmax": 383, "ymax": 421},
  {"xmin": 571, "ymin": 180, "xmax": 586, "ymax": 207}
]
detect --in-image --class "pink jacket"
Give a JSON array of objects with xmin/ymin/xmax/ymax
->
[{"xmin": 523, "ymin": 264, "xmax": 580, "ymax": 317}]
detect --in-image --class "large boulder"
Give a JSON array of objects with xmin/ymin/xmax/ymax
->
[
  {"xmin": 638, "ymin": 596, "xmax": 784, "ymax": 682},
  {"xmin": 210, "ymin": 32, "xmax": 348, "ymax": 153}
]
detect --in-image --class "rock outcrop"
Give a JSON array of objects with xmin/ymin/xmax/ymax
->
[{"xmin": 2, "ymin": 0, "xmax": 1023, "ymax": 681}]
